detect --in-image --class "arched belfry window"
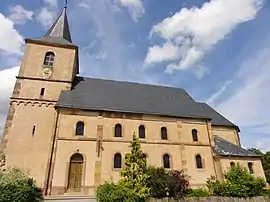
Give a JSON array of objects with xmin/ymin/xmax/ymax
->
[
  {"xmin": 139, "ymin": 125, "xmax": 145, "ymax": 139},
  {"xmin": 248, "ymin": 162, "xmax": 254, "ymax": 173},
  {"xmin": 68, "ymin": 153, "xmax": 84, "ymax": 190},
  {"xmin": 76, "ymin": 121, "xmax": 84, "ymax": 136},
  {"xmin": 195, "ymin": 154, "xmax": 203, "ymax": 169},
  {"xmin": 43, "ymin": 51, "xmax": 55, "ymax": 66},
  {"xmin": 114, "ymin": 124, "xmax": 122, "ymax": 137},
  {"xmin": 163, "ymin": 154, "xmax": 171, "ymax": 169},
  {"xmin": 161, "ymin": 127, "xmax": 168, "ymax": 140},
  {"xmin": 192, "ymin": 129, "xmax": 198, "ymax": 142},
  {"xmin": 114, "ymin": 153, "xmax": 122, "ymax": 169}
]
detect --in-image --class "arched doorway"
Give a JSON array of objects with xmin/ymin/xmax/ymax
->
[{"xmin": 68, "ymin": 153, "xmax": 84, "ymax": 190}]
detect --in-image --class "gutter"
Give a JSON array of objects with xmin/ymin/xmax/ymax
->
[{"xmin": 44, "ymin": 108, "xmax": 60, "ymax": 196}]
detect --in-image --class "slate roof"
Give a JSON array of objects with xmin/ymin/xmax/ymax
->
[
  {"xmin": 27, "ymin": 7, "xmax": 75, "ymax": 47},
  {"xmin": 56, "ymin": 77, "xmax": 237, "ymax": 128},
  {"xmin": 213, "ymin": 136, "xmax": 260, "ymax": 157}
]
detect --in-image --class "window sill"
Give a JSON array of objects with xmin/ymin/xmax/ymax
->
[
  {"xmin": 42, "ymin": 65, "xmax": 54, "ymax": 68},
  {"xmin": 112, "ymin": 168, "xmax": 122, "ymax": 172}
]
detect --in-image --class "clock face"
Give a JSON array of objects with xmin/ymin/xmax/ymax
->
[{"xmin": 43, "ymin": 68, "xmax": 52, "ymax": 78}]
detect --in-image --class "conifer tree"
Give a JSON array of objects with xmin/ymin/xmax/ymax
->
[{"xmin": 120, "ymin": 132, "xmax": 150, "ymax": 199}]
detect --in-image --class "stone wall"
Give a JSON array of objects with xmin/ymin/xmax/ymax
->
[{"xmin": 149, "ymin": 196, "xmax": 269, "ymax": 202}]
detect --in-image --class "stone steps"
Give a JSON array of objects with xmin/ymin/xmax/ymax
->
[{"xmin": 44, "ymin": 195, "xmax": 97, "ymax": 202}]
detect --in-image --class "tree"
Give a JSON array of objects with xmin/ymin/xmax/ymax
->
[
  {"xmin": 248, "ymin": 148, "xmax": 270, "ymax": 184},
  {"xmin": 120, "ymin": 133, "xmax": 150, "ymax": 200},
  {"xmin": 207, "ymin": 164, "xmax": 266, "ymax": 198},
  {"xmin": 0, "ymin": 168, "xmax": 43, "ymax": 202}
]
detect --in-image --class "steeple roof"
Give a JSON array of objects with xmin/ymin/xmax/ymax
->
[
  {"xmin": 27, "ymin": 6, "xmax": 76, "ymax": 47},
  {"xmin": 45, "ymin": 7, "xmax": 72, "ymax": 43}
]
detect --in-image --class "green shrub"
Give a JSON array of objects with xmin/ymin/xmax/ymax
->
[
  {"xmin": 0, "ymin": 168, "xmax": 43, "ymax": 202},
  {"xmin": 96, "ymin": 181, "xmax": 139, "ymax": 202},
  {"xmin": 146, "ymin": 166, "xmax": 189, "ymax": 199},
  {"xmin": 184, "ymin": 188, "xmax": 210, "ymax": 197},
  {"xmin": 207, "ymin": 164, "xmax": 266, "ymax": 198}
]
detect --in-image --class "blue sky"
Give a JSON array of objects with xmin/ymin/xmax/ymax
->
[{"xmin": 0, "ymin": 0, "xmax": 270, "ymax": 151}]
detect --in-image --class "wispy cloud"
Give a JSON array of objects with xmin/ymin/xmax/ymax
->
[
  {"xmin": 145, "ymin": 0, "xmax": 264, "ymax": 74},
  {"xmin": 36, "ymin": 0, "xmax": 58, "ymax": 28},
  {"xmin": 8, "ymin": 5, "xmax": 33, "ymax": 25},
  {"xmin": 208, "ymin": 47, "xmax": 270, "ymax": 151},
  {"xmin": 118, "ymin": 0, "xmax": 145, "ymax": 22}
]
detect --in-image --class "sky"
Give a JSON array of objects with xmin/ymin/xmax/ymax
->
[{"xmin": 0, "ymin": 0, "xmax": 270, "ymax": 151}]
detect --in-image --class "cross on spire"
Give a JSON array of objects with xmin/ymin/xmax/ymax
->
[{"xmin": 64, "ymin": 0, "xmax": 68, "ymax": 8}]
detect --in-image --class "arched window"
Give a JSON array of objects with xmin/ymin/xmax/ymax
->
[
  {"xmin": 68, "ymin": 153, "xmax": 84, "ymax": 190},
  {"xmin": 161, "ymin": 127, "xmax": 168, "ymax": 140},
  {"xmin": 195, "ymin": 154, "xmax": 203, "ymax": 169},
  {"xmin": 248, "ymin": 162, "xmax": 254, "ymax": 173},
  {"xmin": 43, "ymin": 52, "xmax": 55, "ymax": 66},
  {"xmin": 76, "ymin": 121, "xmax": 84, "ymax": 136},
  {"xmin": 139, "ymin": 125, "xmax": 145, "ymax": 139},
  {"xmin": 114, "ymin": 153, "xmax": 122, "ymax": 169},
  {"xmin": 192, "ymin": 129, "xmax": 198, "ymax": 142},
  {"xmin": 163, "ymin": 154, "xmax": 170, "ymax": 169},
  {"xmin": 230, "ymin": 162, "xmax": 235, "ymax": 168},
  {"xmin": 114, "ymin": 124, "xmax": 122, "ymax": 137}
]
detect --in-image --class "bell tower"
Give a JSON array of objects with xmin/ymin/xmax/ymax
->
[{"xmin": 0, "ymin": 6, "xmax": 78, "ymax": 190}]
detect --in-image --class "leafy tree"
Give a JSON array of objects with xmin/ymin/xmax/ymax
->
[
  {"xmin": 0, "ymin": 168, "xmax": 43, "ymax": 202},
  {"xmin": 184, "ymin": 188, "xmax": 210, "ymax": 197},
  {"xmin": 248, "ymin": 148, "xmax": 270, "ymax": 184},
  {"xmin": 120, "ymin": 133, "xmax": 150, "ymax": 200},
  {"xmin": 146, "ymin": 166, "xmax": 189, "ymax": 199},
  {"xmin": 207, "ymin": 164, "xmax": 266, "ymax": 198}
]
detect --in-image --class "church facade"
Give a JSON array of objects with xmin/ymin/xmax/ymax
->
[{"xmin": 0, "ymin": 7, "xmax": 266, "ymax": 196}]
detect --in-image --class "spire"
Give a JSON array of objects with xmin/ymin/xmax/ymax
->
[{"xmin": 44, "ymin": 6, "xmax": 72, "ymax": 43}]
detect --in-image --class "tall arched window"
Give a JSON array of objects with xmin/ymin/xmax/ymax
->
[
  {"xmin": 68, "ymin": 153, "xmax": 84, "ymax": 190},
  {"xmin": 161, "ymin": 127, "xmax": 168, "ymax": 140},
  {"xmin": 114, "ymin": 153, "xmax": 122, "ymax": 169},
  {"xmin": 163, "ymin": 154, "xmax": 170, "ymax": 169},
  {"xmin": 192, "ymin": 129, "xmax": 198, "ymax": 142},
  {"xmin": 195, "ymin": 154, "xmax": 203, "ymax": 169},
  {"xmin": 139, "ymin": 125, "xmax": 145, "ymax": 139},
  {"xmin": 114, "ymin": 124, "xmax": 122, "ymax": 137},
  {"xmin": 43, "ymin": 51, "xmax": 55, "ymax": 66},
  {"xmin": 248, "ymin": 162, "xmax": 254, "ymax": 173},
  {"xmin": 76, "ymin": 121, "xmax": 84, "ymax": 136},
  {"xmin": 230, "ymin": 162, "xmax": 235, "ymax": 168}
]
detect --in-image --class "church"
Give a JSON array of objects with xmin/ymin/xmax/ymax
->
[{"xmin": 0, "ymin": 6, "xmax": 266, "ymax": 197}]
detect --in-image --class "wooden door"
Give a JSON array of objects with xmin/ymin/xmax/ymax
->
[{"xmin": 68, "ymin": 153, "xmax": 84, "ymax": 190}]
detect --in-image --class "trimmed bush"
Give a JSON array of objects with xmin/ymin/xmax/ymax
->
[
  {"xmin": 0, "ymin": 168, "xmax": 43, "ymax": 202},
  {"xmin": 96, "ymin": 181, "xmax": 139, "ymax": 202},
  {"xmin": 207, "ymin": 164, "xmax": 266, "ymax": 198},
  {"xmin": 146, "ymin": 166, "xmax": 189, "ymax": 199},
  {"xmin": 184, "ymin": 189, "xmax": 210, "ymax": 197}
]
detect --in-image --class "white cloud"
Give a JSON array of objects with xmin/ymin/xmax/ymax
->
[
  {"xmin": 144, "ymin": 42, "xmax": 180, "ymax": 66},
  {"xmin": 118, "ymin": 0, "xmax": 145, "ymax": 22},
  {"xmin": 208, "ymin": 48, "xmax": 270, "ymax": 150},
  {"xmin": 8, "ymin": 5, "xmax": 33, "ymax": 25},
  {"xmin": 44, "ymin": 0, "xmax": 58, "ymax": 9},
  {"xmin": 0, "ymin": 66, "xmax": 19, "ymax": 135},
  {"xmin": 36, "ymin": 0, "xmax": 58, "ymax": 28},
  {"xmin": 145, "ymin": 0, "xmax": 263, "ymax": 73},
  {"xmin": 0, "ymin": 13, "xmax": 24, "ymax": 55}
]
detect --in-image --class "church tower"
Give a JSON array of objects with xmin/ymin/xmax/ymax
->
[{"xmin": 0, "ymin": 6, "xmax": 78, "ymax": 191}]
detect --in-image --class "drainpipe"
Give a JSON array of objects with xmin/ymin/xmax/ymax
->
[{"xmin": 44, "ymin": 108, "xmax": 60, "ymax": 196}]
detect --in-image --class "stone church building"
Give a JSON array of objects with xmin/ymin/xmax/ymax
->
[{"xmin": 0, "ymin": 7, "xmax": 266, "ymax": 196}]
